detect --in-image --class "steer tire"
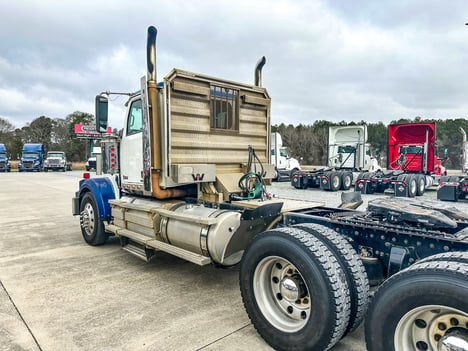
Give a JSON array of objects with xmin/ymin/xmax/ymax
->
[
  {"xmin": 239, "ymin": 227, "xmax": 350, "ymax": 351},
  {"xmin": 79, "ymin": 192, "xmax": 107, "ymax": 246},
  {"xmin": 365, "ymin": 261, "xmax": 468, "ymax": 351},
  {"xmin": 294, "ymin": 223, "xmax": 369, "ymax": 336}
]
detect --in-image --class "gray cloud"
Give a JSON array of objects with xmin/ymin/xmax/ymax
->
[{"xmin": 1, "ymin": 0, "xmax": 468, "ymax": 129}]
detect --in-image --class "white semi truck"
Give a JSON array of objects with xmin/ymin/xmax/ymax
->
[
  {"xmin": 271, "ymin": 132, "xmax": 301, "ymax": 181},
  {"xmin": 72, "ymin": 26, "xmax": 468, "ymax": 351},
  {"xmin": 292, "ymin": 125, "xmax": 381, "ymax": 191},
  {"xmin": 462, "ymin": 127, "xmax": 468, "ymax": 174}
]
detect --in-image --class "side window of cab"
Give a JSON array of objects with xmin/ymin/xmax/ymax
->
[{"xmin": 127, "ymin": 99, "xmax": 143, "ymax": 136}]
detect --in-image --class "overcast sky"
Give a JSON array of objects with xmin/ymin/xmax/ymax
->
[{"xmin": 1, "ymin": 0, "xmax": 468, "ymax": 129}]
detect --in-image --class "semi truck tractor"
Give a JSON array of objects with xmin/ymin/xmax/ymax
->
[
  {"xmin": 437, "ymin": 127, "xmax": 468, "ymax": 201},
  {"xmin": 271, "ymin": 132, "xmax": 301, "ymax": 181},
  {"xmin": 355, "ymin": 122, "xmax": 447, "ymax": 197},
  {"xmin": 462, "ymin": 127, "xmax": 468, "ymax": 174},
  {"xmin": 72, "ymin": 26, "xmax": 468, "ymax": 351},
  {"xmin": 291, "ymin": 125, "xmax": 381, "ymax": 191},
  {"xmin": 18, "ymin": 143, "xmax": 44, "ymax": 172},
  {"xmin": 85, "ymin": 146, "xmax": 101, "ymax": 171},
  {"xmin": 0, "ymin": 143, "xmax": 11, "ymax": 172},
  {"xmin": 44, "ymin": 151, "xmax": 71, "ymax": 172}
]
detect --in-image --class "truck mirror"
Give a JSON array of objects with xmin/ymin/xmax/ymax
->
[{"xmin": 95, "ymin": 95, "xmax": 109, "ymax": 133}]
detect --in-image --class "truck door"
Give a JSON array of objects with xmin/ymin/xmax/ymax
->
[{"xmin": 120, "ymin": 98, "xmax": 144, "ymax": 187}]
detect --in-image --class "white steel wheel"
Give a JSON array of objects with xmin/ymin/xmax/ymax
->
[
  {"xmin": 395, "ymin": 305, "xmax": 468, "ymax": 351},
  {"xmin": 254, "ymin": 256, "xmax": 311, "ymax": 332}
]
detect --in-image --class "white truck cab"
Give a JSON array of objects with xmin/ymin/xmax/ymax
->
[
  {"xmin": 271, "ymin": 132, "xmax": 301, "ymax": 181},
  {"xmin": 328, "ymin": 125, "xmax": 381, "ymax": 172}
]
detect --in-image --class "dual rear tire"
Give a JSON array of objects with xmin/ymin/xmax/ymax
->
[
  {"xmin": 365, "ymin": 252, "xmax": 468, "ymax": 351},
  {"xmin": 239, "ymin": 225, "xmax": 368, "ymax": 351}
]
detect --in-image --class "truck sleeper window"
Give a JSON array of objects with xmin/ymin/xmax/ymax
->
[
  {"xmin": 210, "ymin": 86, "xmax": 239, "ymax": 131},
  {"xmin": 127, "ymin": 99, "xmax": 143, "ymax": 136}
]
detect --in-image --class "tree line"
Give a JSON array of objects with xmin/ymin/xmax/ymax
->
[
  {"xmin": 1, "ymin": 113, "xmax": 467, "ymax": 169},
  {"xmin": 273, "ymin": 117, "xmax": 468, "ymax": 170}
]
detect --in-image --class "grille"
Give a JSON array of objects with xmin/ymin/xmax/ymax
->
[
  {"xmin": 23, "ymin": 161, "xmax": 34, "ymax": 169},
  {"xmin": 0, "ymin": 161, "xmax": 5, "ymax": 169}
]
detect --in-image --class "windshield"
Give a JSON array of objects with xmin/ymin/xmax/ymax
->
[
  {"xmin": 47, "ymin": 153, "xmax": 64, "ymax": 158},
  {"xmin": 22, "ymin": 152, "xmax": 38, "ymax": 158},
  {"xmin": 0, "ymin": 152, "xmax": 6, "ymax": 158},
  {"xmin": 399, "ymin": 146, "xmax": 422, "ymax": 155},
  {"xmin": 338, "ymin": 146, "xmax": 356, "ymax": 153},
  {"xmin": 91, "ymin": 152, "xmax": 100, "ymax": 157}
]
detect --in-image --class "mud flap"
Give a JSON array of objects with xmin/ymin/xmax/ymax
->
[
  {"xmin": 223, "ymin": 202, "xmax": 283, "ymax": 259},
  {"xmin": 437, "ymin": 184, "xmax": 458, "ymax": 202},
  {"xmin": 394, "ymin": 181, "xmax": 408, "ymax": 197}
]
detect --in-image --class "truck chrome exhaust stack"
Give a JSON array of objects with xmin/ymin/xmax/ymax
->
[
  {"xmin": 147, "ymin": 26, "xmax": 157, "ymax": 83},
  {"xmin": 146, "ymin": 26, "xmax": 186, "ymax": 199},
  {"xmin": 255, "ymin": 56, "xmax": 266, "ymax": 87}
]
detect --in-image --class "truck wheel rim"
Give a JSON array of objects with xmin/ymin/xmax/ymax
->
[
  {"xmin": 333, "ymin": 176, "xmax": 340, "ymax": 188},
  {"xmin": 81, "ymin": 203, "xmax": 95, "ymax": 235},
  {"xmin": 344, "ymin": 175, "xmax": 351, "ymax": 188},
  {"xmin": 410, "ymin": 179, "xmax": 417, "ymax": 195},
  {"xmin": 253, "ymin": 256, "xmax": 311, "ymax": 332},
  {"xmin": 394, "ymin": 304, "xmax": 468, "ymax": 351},
  {"xmin": 418, "ymin": 178, "xmax": 425, "ymax": 193}
]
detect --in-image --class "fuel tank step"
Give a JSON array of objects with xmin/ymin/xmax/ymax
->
[
  {"xmin": 106, "ymin": 224, "xmax": 212, "ymax": 266},
  {"xmin": 122, "ymin": 243, "xmax": 154, "ymax": 262}
]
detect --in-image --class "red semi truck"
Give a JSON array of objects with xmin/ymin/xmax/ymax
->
[{"xmin": 355, "ymin": 122, "xmax": 447, "ymax": 197}]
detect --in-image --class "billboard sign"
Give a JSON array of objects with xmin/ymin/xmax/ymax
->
[{"xmin": 74, "ymin": 124, "xmax": 112, "ymax": 138}]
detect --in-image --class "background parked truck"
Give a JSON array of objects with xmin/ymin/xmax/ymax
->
[
  {"xmin": 71, "ymin": 26, "xmax": 468, "ymax": 351},
  {"xmin": 85, "ymin": 145, "xmax": 101, "ymax": 171},
  {"xmin": 0, "ymin": 143, "xmax": 11, "ymax": 172},
  {"xmin": 461, "ymin": 127, "xmax": 468, "ymax": 174},
  {"xmin": 292, "ymin": 124, "xmax": 381, "ymax": 191},
  {"xmin": 44, "ymin": 151, "xmax": 72, "ymax": 172},
  {"xmin": 436, "ymin": 127, "xmax": 468, "ymax": 201},
  {"xmin": 271, "ymin": 132, "xmax": 301, "ymax": 181},
  {"xmin": 18, "ymin": 143, "xmax": 44, "ymax": 172},
  {"xmin": 355, "ymin": 122, "xmax": 446, "ymax": 197}
]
